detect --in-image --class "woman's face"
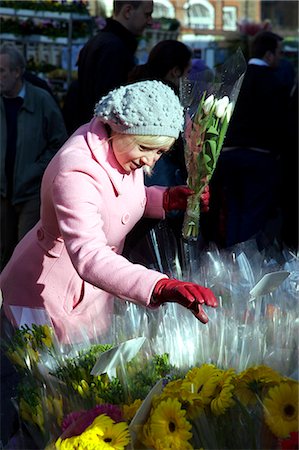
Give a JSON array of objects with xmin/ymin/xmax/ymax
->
[{"xmin": 111, "ymin": 135, "xmax": 173, "ymax": 174}]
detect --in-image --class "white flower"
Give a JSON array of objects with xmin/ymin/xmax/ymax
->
[
  {"xmin": 225, "ymin": 102, "xmax": 234, "ymax": 122},
  {"xmin": 203, "ymin": 95, "xmax": 214, "ymax": 115},
  {"xmin": 215, "ymin": 96, "xmax": 229, "ymax": 118}
]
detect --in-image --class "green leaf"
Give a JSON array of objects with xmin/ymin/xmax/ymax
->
[
  {"xmin": 206, "ymin": 126, "xmax": 219, "ymax": 136},
  {"xmin": 203, "ymin": 153, "xmax": 212, "ymax": 163},
  {"xmin": 206, "ymin": 139, "xmax": 217, "ymax": 159},
  {"xmin": 217, "ymin": 116, "xmax": 229, "ymax": 152}
]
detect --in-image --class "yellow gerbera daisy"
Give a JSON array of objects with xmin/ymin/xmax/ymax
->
[
  {"xmin": 162, "ymin": 379, "xmax": 184, "ymax": 399},
  {"xmin": 81, "ymin": 413, "xmax": 113, "ymax": 439},
  {"xmin": 264, "ymin": 381, "xmax": 298, "ymax": 438},
  {"xmin": 154, "ymin": 435, "xmax": 194, "ymax": 450},
  {"xmin": 149, "ymin": 397, "xmax": 192, "ymax": 443},
  {"xmin": 122, "ymin": 399, "xmax": 142, "ymax": 422},
  {"xmin": 181, "ymin": 364, "xmax": 221, "ymax": 405},
  {"xmin": 185, "ymin": 400, "xmax": 205, "ymax": 421},
  {"xmin": 235, "ymin": 365, "xmax": 281, "ymax": 405},
  {"xmin": 139, "ymin": 421, "xmax": 156, "ymax": 448},
  {"xmin": 57, "ymin": 415, "xmax": 130, "ymax": 450},
  {"xmin": 95, "ymin": 420, "xmax": 131, "ymax": 449},
  {"xmin": 210, "ymin": 368, "xmax": 236, "ymax": 416},
  {"xmin": 55, "ymin": 435, "xmax": 81, "ymax": 449},
  {"xmin": 151, "ymin": 379, "xmax": 184, "ymax": 410}
]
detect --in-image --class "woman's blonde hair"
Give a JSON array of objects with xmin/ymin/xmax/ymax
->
[
  {"xmin": 110, "ymin": 133, "xmax": 175, "ymax": 176},
  {"xmin": 135, "ymin": 135, "xmax": 175, "ymax": 176},
  {"xmin": 133, "ymin": 134, "xmax": 175, "ymax": 148}
]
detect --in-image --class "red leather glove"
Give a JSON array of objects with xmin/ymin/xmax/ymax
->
[
  {"xmin": 163, "ymin": 186, "xmax": 194, "ymax": 212},
  {"xmin": 151, "ymin": 278, "xmax": 218, "ymax": 324},
  {"xmin": 163, "ymin": 185, "xmax": 210, "ymax": 213},
  {"xmin": 200, "ymin": 185, "xmax": 210, "ymax": 213}
]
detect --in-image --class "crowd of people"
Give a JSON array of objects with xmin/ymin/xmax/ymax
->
[{"xmin": 0, "ymin": 0, "xmax": 298, "ymax": 447}]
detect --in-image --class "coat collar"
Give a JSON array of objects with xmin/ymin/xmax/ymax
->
[
  {"xmin": 19, "ymin": 81, "xmax": 37, "ymax": 113},
  {"xmin": 86, "ymin": 118, "xmax": 133, "ymax": 195}
]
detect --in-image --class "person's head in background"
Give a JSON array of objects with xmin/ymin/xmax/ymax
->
[
  {"xmin": 128, "ymin": 40, "xmax": 193, "ymax": 91},
  {"xmin": 0, "ymin": 42, "xmax": 25, "ymax": 97},
  {"xmin": 113, "ymin": 0, "xmax": 153, "ymax": 36},
  {"xmin": 188, "ymin": 57, "xmax": 214, "ymax": 83},
  {"xmin": 250, "ymin": 30, "xmax": 283, "ymax": 68}
]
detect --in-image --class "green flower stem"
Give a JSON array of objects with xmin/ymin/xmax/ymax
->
[
  {"xmin": 233, "ymin": 396, "xmax": 259, "ymax": 449},
  {"xmin": 182, "ymin": 192, "xmax": 201, "ymax": 240}
]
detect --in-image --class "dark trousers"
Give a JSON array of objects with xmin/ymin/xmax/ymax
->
[{"xmin": 0, "ymin": 196, "xmax": 40, "ymax": 270}]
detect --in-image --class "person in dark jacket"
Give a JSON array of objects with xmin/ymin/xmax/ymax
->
[
  {"xmin": 0, "ymin": 42, "xmax": 68, "ymax": 270},
  {"xmin": 76, "ymin": 0, "xmax": 153, "ymax": 129},
  {"xmin": 206, "ymin": 31, "xmax": 290, "ymax": 249},
  {"xmin": 128, "ymin": 39, "xmax": 193, "ymax": 187},
  {"xmin": 0, "ymin": 42, "xmax": 67, "ymax": 448},
  {"xmin": 24, "ymin": 70, "xmax": 60, "ymax": 105}
]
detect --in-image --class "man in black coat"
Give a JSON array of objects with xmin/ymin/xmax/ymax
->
[
  {"xmin": 206, "ymin": 31, "xmax": 291, "ymax": 248},
  {"xmin": 76, "ymin": 0, "xmax": 153, "ymax": 128}
]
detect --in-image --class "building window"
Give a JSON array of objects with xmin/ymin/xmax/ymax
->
[
  {"xmin": 153, "ymin": 0, "xmax": 175, "ymax": 18},
  {"xmin": 223, "ymin": 6, "xmax": 237, "ymax": 30},
  {"xmin": 184, "ymin": 0, "xmax": 215, "ymax": 29},
  {"xmin": 100, "ymin": 0, "xmax": 175, "ymax": 19}
]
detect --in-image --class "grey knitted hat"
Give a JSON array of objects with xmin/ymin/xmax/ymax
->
[{"xmin": 94, "ymin": 80, "xmax": 184, "ymax": 139}]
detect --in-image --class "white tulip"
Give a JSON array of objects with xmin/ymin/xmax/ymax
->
[
  {"xmin": 203, "ymin": 94, "xmax": 214, "ymax": 115},
  {"xmin": 215, "ymin": 96, "xmax": 229, "ymax": 118},
  {"xmin": 225, "ymin": 102, "xmax": 234, "ymax": 122}
]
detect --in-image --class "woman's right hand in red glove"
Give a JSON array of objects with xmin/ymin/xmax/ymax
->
[
  {"xmin": 151, "ymin": 278, "xmax": 218, "ymax": 323},
  {"xmin": 163, "ymin": 185, "xmax": 210, "ymax": 213},
  {"xmin": 200, "ymin": 185, "xmax": 210, "ymax": 212}
]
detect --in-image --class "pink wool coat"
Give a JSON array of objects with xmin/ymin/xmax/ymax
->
[{"xmin": 1, "ymin": 118, "xmax": 168, "ymax": 342}]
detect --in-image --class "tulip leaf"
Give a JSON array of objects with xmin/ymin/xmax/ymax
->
[
  {"xmin": 206, "ymin": 139, "xmax": 217, "ymax": 158},
  {"xmin": 204, "ymin": 154, "xmax": 212, "ymax": 164},
  {"xmin": 206, "ymin": 126, "xmax": 219, "ymax": 136},
  {"xmin": 217, "ymin": 116, "xmax": 229, "ymax": 152}
]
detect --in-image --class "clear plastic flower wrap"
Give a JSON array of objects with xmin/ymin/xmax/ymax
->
[
  {"xmin": 180, "ymin": 48, "xmax": 247, "ymax": 240},
  {"xmin": 1, "ymin": 307, "xmax": 177, "ymax": 448},
  {"xmin": 1, "ymin": 237, "xmax": 298, "ymax": 449}
]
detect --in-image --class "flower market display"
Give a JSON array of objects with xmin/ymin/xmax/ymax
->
[
  {"xmin": 1, "ymin": 235, "xmax": 298, "ymax": 449},
  {"xmin": 0, "ymin": 1, "xmax": 91, "ymax": 39},
  {"xmin": 181, "ymin": 49, "xmax": 247, "ymax": 241}
]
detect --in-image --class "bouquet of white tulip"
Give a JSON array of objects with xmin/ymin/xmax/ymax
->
[{"xmin": 181, "ymin": 49, "xmax": 247, "ymax": 240}]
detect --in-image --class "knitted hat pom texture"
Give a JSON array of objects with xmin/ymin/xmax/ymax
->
[{"xmin": 94, "ymin": 80, "xmax": 184, "ymax": 139}]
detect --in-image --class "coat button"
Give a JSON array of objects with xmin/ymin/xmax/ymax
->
[
  {"xmin": 121, "ymin": 213, "xmax": 130, "ymax": 224},
  {"xmin": 37, "ymin": 228, "xmax": 44, "ymax": 240}
]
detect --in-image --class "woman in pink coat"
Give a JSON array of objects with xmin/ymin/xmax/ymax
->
[{"xmin": 1, "ymin": 80, "xmax": 218, "ymax": 342}]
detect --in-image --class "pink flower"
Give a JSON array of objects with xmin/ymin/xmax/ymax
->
[
  {"xmin": 91, "ymin": 404, "xmax": 123, "ymax": 423},
  {"xmin": 61, "ymin": 410, "xmax": 85, "ymax": 432},
  {"xmin": 61, "ymin": 404, "xmax": 124, "ymax": 439}
]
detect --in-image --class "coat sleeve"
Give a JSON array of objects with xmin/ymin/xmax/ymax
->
[
  {"xmin": 52, "ymin": 168, "xmax": 168, "ymax": 307},
  {"xmin": 144, "ymin": 185, "xmax": 167, "ymax": 219}
]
